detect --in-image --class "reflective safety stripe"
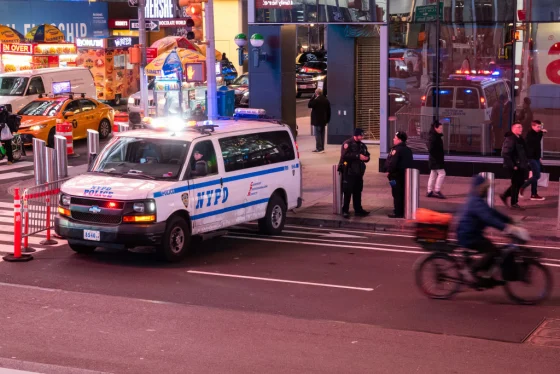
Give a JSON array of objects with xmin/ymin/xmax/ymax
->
[{"xmin": 191, "ymin": 198, "xmax": 269, "ymax": 220}]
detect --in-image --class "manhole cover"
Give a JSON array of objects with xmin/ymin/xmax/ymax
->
[{"xmin": 525, "ymin": 319, "xmax": 560, "ymax": 348}]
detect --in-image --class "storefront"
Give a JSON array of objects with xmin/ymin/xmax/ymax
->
[
  {"xmin": 0, "ymin": 42, "xmax": 77, "ymax": 72},
  {"xmin": 250, "ymin": 0, "xmax": 560, "ymax": 177},
  {"xmin": 75, "ymin": 37, "xmax": 140, "ymax": 104}
]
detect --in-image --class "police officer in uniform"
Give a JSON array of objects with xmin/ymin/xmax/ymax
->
[
  {"xmin": 339, "ymin": 128, "xmax": 370, "ymax": 218},
  {"xmin": 385, "ymin": 131, "xmax": 413, "ymax": 218}
]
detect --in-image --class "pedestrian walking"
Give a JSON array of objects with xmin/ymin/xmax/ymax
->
[
  {"xmin": 500, "ymin": 122, "xmax": 528, "ymax": 209},
  {"xmin": 520, "ymin": 120, "xmax": 547, "ymax": 200},
  {"xmin": 339, "ymin": 128, "xmax": 370, "ymax": 219},
  {"xmin": 0, "ymin": 107, "xmax": 14, "ymax": 165},
  {"xmin": 427, "ymin": 121, "xmax": 446, "ymax": 199},
  {"xmin": 386, "ymin": 131, "xmax": 413, "ymax": 218},
  {"xmin": 308, "ymin": 88, "xmax": 331, "ymax": 153}
]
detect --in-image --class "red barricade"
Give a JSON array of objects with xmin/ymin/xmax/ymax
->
[
  {"xmin": 56, "ymin": 121, "xmax": 74, "ymax": 155},
  {"xmin": 3, "ymin": 188, "xmax": 33, "ymax": 262}
]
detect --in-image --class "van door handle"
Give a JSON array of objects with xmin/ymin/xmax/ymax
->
[{"xmin": 220, "ymin": 178, "xmax": 223, "ymax": 187}]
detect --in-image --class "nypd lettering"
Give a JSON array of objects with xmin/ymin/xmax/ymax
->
[
  {"xmin": 196, "ymin": 187, "xmax": 229, "ymax": 209},
  {"xmin": 84, "ymin": 186, "xmax": 114, "ymax": 198}
]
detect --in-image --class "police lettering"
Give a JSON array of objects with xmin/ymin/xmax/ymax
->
[
  {"xmin": 84, "ymin": 186, "xmax": 114, "ymax": 198},
  {"xmin": 196, "ymin": 187, "xmax": 228, "ymax": 209}
]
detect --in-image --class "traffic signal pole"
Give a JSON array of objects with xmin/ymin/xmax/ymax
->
[
  {"xmin": 138, "ymin": 0, "xmax": 149, "ymax": 116},
  {"xmin": 204, "ymin": 0, "xmax": 218, "ymax": 120}
]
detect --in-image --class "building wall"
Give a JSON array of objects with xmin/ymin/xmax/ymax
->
[{"xmin": 214, "ymin": 0, "xmax": 243, "ymax": 73}]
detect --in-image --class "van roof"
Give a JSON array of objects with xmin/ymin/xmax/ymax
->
[
  {"xmin": 0, "ymin": 67, "xmax": 90, "ymax": 77},
  {"xmin": 118, "ymin": 118, "xmax": 292, "ymax": 143},
  {"xmin": 429, "ymin": 77, "xmax": 507, "ymax": 88}
]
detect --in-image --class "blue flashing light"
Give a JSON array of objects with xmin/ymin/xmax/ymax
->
[
  {"xmin": 491, "ymin": 71, "xmax": 500, "ymax": 76},
  {"xmin": 439, "ymin": 90, "xmax": 449, "ymax": 94},
  {"xmin": 465, "ymin": 89, "xmax": 472, "ymax": 93},
  {"xmin": 234, "ymin": 108, "xmax": 267, "ymax": 119}
]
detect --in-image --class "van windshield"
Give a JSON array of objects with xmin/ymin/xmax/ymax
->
[
  {"xmin": 0, "ymin": 77, "xmax": 29, "ymax": 96},
  {"xmin": 91, "ymin": 137, "xmax": 190, "ymax": 181}
]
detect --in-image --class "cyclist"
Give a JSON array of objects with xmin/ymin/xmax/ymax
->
[{"xmin": 457, "ymin": 175, "xmax": 515, "ymax": 284}]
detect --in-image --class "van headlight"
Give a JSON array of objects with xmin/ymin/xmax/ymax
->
[
  {"xmin": 133, "ymin": 200, "xmax": 156, "ymax": 213},
  {"xmin": 60, "ymin": 194, "xmax": 71, "ymax": 206},
  {"xmin": 128, "ymin": 97, "xmax": 135, "ymax": 105}
]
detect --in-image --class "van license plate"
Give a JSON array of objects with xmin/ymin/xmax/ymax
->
[{"xmin": 84, "ymin": 230, "xmax": 100, "ymax": 241}]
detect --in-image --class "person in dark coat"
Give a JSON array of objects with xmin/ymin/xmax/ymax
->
[
  {"xmin": 339, "ymin": 128, "xmax": 370, "ymax": 218},
  {"xmin": 427, "ymin": 121, "xmax": 446, "ymax": 199},
  {"xmin": 500, "ymin": 122, "xmax": 528, "ymax": 209},
  {"xmin": 457, "ymin": 175, "xmax": 513, "ymax": 281},
  {"xmin": 385, "ymin": 131, "xmax": 413, "ymax": 218},
  {"xmin": 308, "ymin": 88, "xmax": 331, "ymax": 153},
  {"xmin": 520, "ymin": 119, "xmax": 547, "ymax": 200},
  {"xmin": 516, "ymin": 97, "xmax": 533, "ymax": 130},
  {"xmin": 0, "ymin": 107, "xmax": 14, "ymax": 165}
]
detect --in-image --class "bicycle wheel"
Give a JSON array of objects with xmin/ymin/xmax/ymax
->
[
  {"xmin": 415, "ymin": 253, "xmax": 463, "ymax": 299},
  {"xmin": 11, "ymin": 136, "xmax": 22, "ymax": 161},
  {"xmin": 504, "ymin": 259, "xmax": 552, "ymax": 305}
]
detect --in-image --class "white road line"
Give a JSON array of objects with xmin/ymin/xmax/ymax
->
[
  {"xmin": 542, "ymin": 263, "xmax": 560, "ymax": 268},
  {"xmin": 187, "ymin": 270, "xmax": 374, "ymax": 291},
  {"xmin": 0, "ymin": 202, "xmax": 14, "ymax": 208},
  {"xmin": 224, "ymin": 234, "xmax": 425, "ymax": 254},
  {"xmin": 0, "ymin": 171, "xmax": 32, "ymax": 181},
  {"xmin": 0, "ymin": 233, "xmax": 65, "ymax": 246},
  {"xmin": 0, "ymin": 161, "xmax": 34, "ymax": 170},
  {"xmin": 228, "ymin": 231, "xmax": 422, "ymax": 250}
]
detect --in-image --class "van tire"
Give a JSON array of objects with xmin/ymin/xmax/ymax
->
[
  {"xmin": 158, "ymin": 216, "xmax": 191, "ymax": 262},
  {"xmin": 98, "ymin": 119, "xmax": 111, "ymax": 139},
  {"xmin": 69, "ymin": 243, "xmax": 96, "ymax": 254},
  {"xmin": 47, "ymin": 127, "xmax": 56, "ymax": 148},
  {"xmin": 258, "ymin": 194, "xmax": 286, "ymax": 235}
]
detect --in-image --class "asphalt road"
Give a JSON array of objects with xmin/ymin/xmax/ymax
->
[{"xmin": 1, "ymin": 223, "xmax": 560, "ymax": 373}]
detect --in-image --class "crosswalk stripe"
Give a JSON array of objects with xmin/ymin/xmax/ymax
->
[
  {"xmin": 0, "ymin": 171, "xmax": 33, "ymax": 181},
  {"xmin": 0, "ymin": 161, "xmax": 34, "ymax": 170}
]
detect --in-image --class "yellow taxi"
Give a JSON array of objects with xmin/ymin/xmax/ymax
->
[{"xmin": 17, "ymin": 95, "xmax": 115, "ymax": 147}]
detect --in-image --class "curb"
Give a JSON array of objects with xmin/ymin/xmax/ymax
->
[{"xmin": 285, "ymin": 214, "xmax": 560, "ymax": 244}]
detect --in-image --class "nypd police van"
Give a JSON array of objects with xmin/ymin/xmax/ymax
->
[{"xmin": 54, "ymin": 110, "xmax": 302, "ymax": 262}]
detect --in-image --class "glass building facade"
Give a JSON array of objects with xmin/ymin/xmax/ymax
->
[{"xmin": 252, "ymin": 0, "xmax": 560, "ymax": 163}]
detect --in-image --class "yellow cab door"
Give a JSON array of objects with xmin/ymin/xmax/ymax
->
[
  {"xmin": 61, "ymin": 100, "xmax": 86, "ymax": 139},
  {"xmin": 78, "ymin": 99, "xmax": 101, "ymax": 136}
]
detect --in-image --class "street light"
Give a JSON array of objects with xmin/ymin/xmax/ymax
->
[{"xmin": 234, "ymin": 33, "xmax": 267, "ymax": 68}]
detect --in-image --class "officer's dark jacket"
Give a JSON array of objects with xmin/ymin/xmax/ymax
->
[
  {"xmin": 340, "ymin": 137, "xmax": 369, "ymax": 177},
  {"xmin": 385, "ymin": 142, "xmax": 413, "ymax": 181},
  {"xmin": 525, "ymin": 129, "xmax": 543, "ymax": 160}
]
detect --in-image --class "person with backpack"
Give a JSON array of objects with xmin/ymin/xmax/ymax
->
[
  {"xmin": 0, "ymin": 106, "xmax": 14, "ymax": 165},
  {"xmin": 427, "ymin": 121, "xmax": 446, "ymax": 199}
]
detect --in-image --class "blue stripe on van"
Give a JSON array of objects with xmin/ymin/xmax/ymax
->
[
  {"xmin": 153, "ymin": 166, "xmax": 289, "ymax": 198},
  {"xmin": 191, "ymin": 198, "xmax": 269, "ymax": 220}
]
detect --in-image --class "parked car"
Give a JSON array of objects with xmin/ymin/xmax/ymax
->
[
  {"xmin": 389, "ymin": 49, "xmax": 420, "ymax": 76},
  {"xmin": 295, "ymin": 51, "xmax": 326, "ymax": 72},
  {"xmin": 228, "ymin": 73, "xmax": 249, "ymax": 108},
  {"xmin": 296, "ymin": 61, "xmax": 327, "ymax": 97}
]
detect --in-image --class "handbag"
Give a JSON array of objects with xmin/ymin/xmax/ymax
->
[
  {"xmin": 528, "ymin": 171, "xmax": 550, "ymax": 188},
  {"xmin": 0, "ymin": 124, "xmax": 13, "ymax": 141}
]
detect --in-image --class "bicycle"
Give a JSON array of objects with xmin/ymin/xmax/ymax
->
[
  {"xmin": 414, "ymin": 234, "xmax": 553, "ymax": 305},
  {"xmin": 0, "ymin": 133, "xmax": 24, "ymax": 162}
]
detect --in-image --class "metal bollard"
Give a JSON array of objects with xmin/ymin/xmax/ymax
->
[
  {"xmin": 54, "ymin": 135, "xmax": 68, "ymax": 178},
  {"xmin": 332, "ymin": 165, "xmax": 342, "ymax": 215},
  {"xmin": 87, "ymin": 129, "xmax": 100, "ymax": 170},
  {"xmin": 33, "ymin": 138, "xmax": 47, "ymax": 185},
  {"xmin": 479, "ymin": 171, "xmax": 495, "ymax": 208},
  {"xmin": 45, "ymin": 148, "xmax": 58, "ymax": 183},
  {"xmin": 405, "ymin": 168, "xmax": 419, "ymax": 220}
]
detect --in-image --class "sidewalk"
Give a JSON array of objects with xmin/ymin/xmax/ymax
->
[{"xmin": 291, "ymin": 117, "xmax": 560, "ymax": 243}]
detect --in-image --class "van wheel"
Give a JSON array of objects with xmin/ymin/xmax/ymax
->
[
  {"xmin": 258, "ymin": 194, "xmax": 286, "ymax": 235},
  {"xmin": 158, "ymin": 216, "xmax": 191, "ymax": 262},
  {"xmin": 47, "ymin": 127, "xmax": 56, "ymax": 148},
  {"xmin": 69, "ymin": 243, "xmax": 96, "ymax": 254},
  {"xmin": 98, "ymin": 119, "xmax": 111, "ymax": 139}
]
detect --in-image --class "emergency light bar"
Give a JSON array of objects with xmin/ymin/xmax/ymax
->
[
  {"xmin": 454, "ymin": 69, "xmax": 500, "ymax": 76},
  {"xmin": 234, "ymin": 108, "xmax": 267, "ymax": 119}
]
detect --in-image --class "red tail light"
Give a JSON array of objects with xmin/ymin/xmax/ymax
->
[
  {"xmin": 108, "ymin": 202, "xmax": 118, "ymax": 209},
  {"xmin": 421, "ymin": 95, "xmax": 426, "ymax": 106},
  {"xmin": 480, "ymin": 97, "xmax": 486, "ymax": 109},
  {"xmin": 303, "ymin": 67, "xmax": 321, "ymax": 73}
]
